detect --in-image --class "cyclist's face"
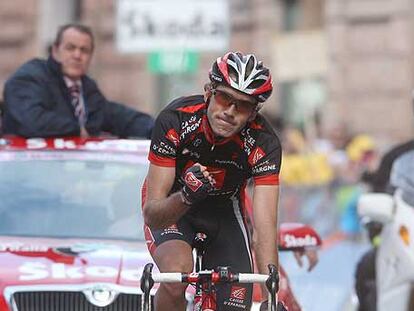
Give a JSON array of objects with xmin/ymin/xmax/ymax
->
[
  {"xmin": 206, "ymin": 85, "xmax": 258, "ymax": 138},
  {"xmin": 52, "ymin": 28, "xmax": 93, "ymax": 81}
]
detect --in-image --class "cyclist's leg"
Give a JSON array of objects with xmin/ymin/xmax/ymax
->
[
  {"xmin": 152, "ymin": 240, "xmax": 193, "ymax": 311},
  {"xmin": 144, "ymin": 220, "xmax": 195, "ymax": 311},
  {"xmin": 201, "ymin": 205, "xmax": 254, "ymax": 310}
]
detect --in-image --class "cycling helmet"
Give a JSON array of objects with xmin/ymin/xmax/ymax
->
[{"xmin": 209, "ymin": 52, "xmax": 273, "ymax": 103}]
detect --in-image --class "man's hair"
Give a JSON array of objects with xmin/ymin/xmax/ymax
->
[{"xmin": 53, "ymin": 23, "xmax": 95, "ymax": 51}]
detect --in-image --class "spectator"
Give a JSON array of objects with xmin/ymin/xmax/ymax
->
[{"xmin": 2, "ymin": 23, "xmax": 154, "ymax": 139}]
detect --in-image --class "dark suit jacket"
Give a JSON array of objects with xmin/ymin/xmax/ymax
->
[{"xmin": 2, "ymin": 56, "xmax": 154, "ymax": 138}]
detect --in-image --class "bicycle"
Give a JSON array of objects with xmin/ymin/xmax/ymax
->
[{"xmin": 140, "ymin": 232, "xmax": 279, "ymax": 311}]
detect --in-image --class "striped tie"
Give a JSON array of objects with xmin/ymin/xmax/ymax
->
[{"xmin": 69, "ymin": 84, "xmax": 85, "ymax": 125}]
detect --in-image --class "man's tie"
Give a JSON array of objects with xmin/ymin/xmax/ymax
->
[{"xmin": 69, "ymin": 84, "xmax": 85, "ymax": 125}]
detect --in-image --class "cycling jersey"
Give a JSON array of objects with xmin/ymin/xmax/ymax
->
[
  {"xmin": 143, "ymin": 95, "xmax": 282, "ymax": 310},
  {"xmin": 149, "ymin": 95, "xmax": 281, "ymax": 197}
]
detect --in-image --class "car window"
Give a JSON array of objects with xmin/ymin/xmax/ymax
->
[{"xmin": 0, "ymin": 151, "xmax": 148, "ymax": 241}]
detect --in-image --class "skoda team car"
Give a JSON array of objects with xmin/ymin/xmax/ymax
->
[
  {"xmin": 0, "ymin": 137, "xmax": 154, "ymax": 310},
  {"xmin": 0, "ymin": 137, "xmax": 315, "ymax": 310}
]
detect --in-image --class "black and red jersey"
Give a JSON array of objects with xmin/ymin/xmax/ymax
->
[{"xmin": 148, "ymin": 95, "xmax": 282, "ymax": 204}]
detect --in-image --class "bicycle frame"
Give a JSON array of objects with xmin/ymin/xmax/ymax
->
[{"xmin": 140, "ymin": 263, "xmax": 279, "ymax": 311}]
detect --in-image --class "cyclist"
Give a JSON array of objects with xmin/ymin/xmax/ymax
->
[{"xmin": 142, "ymin": 52, "xmax": 311, "ymax": 310}]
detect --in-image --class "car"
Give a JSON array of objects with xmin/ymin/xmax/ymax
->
[
  {"xmin": 0, "ymin": 137, "xmax": 153, "ymax": 310},
  {"xmin": 0, "ymin": 136, "xmax": 320, "ymax": 310}
]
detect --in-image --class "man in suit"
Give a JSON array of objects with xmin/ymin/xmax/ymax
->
[{"xmin": 2, "ymin": 23, "xmax": 153, "ymax": 139}]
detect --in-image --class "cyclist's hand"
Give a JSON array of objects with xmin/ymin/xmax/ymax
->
[
  {"xmin": 259, "ymin": 301, "xmax": 288, "ymax": 311},
  {"xmin": 293, "ymin": 248, "xmax": 319, "ymax": 272},
  {"xmin": 181, "ymin": 163, "xmax": 215, "ymax": 205}
]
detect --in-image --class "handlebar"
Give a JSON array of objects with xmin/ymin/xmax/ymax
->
[{"xmin": 140, "ymin": 263, "xmax": 279, "ymax": 311}]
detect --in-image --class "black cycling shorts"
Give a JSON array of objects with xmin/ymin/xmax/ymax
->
[{"xmin": 144, "ymin": 200, "xmax": 254, "ymax": 310}]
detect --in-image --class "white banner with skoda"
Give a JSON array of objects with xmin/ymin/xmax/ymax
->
[{"xmin": 116, "ymin": 0, "xmax": 229, "ymax": 52}]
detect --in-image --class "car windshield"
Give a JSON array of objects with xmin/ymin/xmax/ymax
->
[
  {"xmin": 0, "ymin": 151, "xmax": 148, "ymax": 241},
  {"xmin": 391, "ymin": 150, "xmax": 414, "ymax": 207}
]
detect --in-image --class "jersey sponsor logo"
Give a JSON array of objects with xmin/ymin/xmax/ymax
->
[
  {"xmin": 161, "ymin": 224, "xmax": 183, "ymax": 236},
  {"xmin": 215, "ymin": 159, "xmax": 243, "ymax": 170},
  {"xmin": 225, "ymin": 286, "xmax": 247, "ymax": 308},
  {"xmin": 184, "ymin": 171, "xmax": 203, "ymax": 192},
  {"xmin": 166, "ymin": 129, "xmax": 180, "ymax": 147},
  {"xmin": 152, "ymin": 143, "xmax": 175, "ymax": 157},
  {"xmin": 252, "ymin": 164, "xmax": 276, "ymax": 175},
  {"xmin": 243, "ymin": 129, "xmax": 256, "ymax": 145},
  {"xmin": 242, "ymin": 128, "xmax": 258, "ymax": 156},
  {"xmin": 180, "ymin": 118, "xmax": 202, "ymax": 140},
  {"xmin": 248, "ymin": 147, "xmax": 265, "ymax": 165},
  {"xmin": 230, "ymin": 286, "xmax": 246, "ymax": 300}
]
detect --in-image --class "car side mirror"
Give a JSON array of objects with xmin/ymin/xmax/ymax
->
[{"xmin": 357, "ymin": 193, "xmax": 394, "ymax": 224}]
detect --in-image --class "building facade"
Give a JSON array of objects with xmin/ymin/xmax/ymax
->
[{"xmin": 0, "ymin": 0, "xmax": 413, "ymax": 143}]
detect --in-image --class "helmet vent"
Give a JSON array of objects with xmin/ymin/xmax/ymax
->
[
  {"xmin": 228, "ymin": 65, "xmax": 239, "ymax": 84},
  {"xmin": 248, "ymin": 79, "xmax": 265, "ymax": 89},
  {"xmin": 245, "ymin": 56, "xmax": 255, "ymax": 80}
]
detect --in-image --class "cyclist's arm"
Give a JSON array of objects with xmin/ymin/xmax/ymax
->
[
  {"xmin": 143, "ymin": 163, "xmax": 189, "ymax": 230},
  {"xmin": 251, "ymin": 184, "xmax": 280, "ymax": 294}
]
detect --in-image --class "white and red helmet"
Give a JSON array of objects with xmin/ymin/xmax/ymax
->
[{"xmin": 209, "ymin": 52, "xmax": 273, "ymax": 103}]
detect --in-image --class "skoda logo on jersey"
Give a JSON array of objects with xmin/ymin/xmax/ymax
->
[{"xmin": 193, "ymin": 139, "xmax": 202, "ymax": 147}]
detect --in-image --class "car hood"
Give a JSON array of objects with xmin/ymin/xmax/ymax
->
[{"xmin": 0, "ymin": 236, "xmax": 154, "ymax": 288}]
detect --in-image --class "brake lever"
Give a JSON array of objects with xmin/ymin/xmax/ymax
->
[
  {"xmin": 266, "ymin": 264, "xmax": 279, "ymax": 311},
  {"xmin": 140, "ymin": 263, "xmax": 155, "ymax": 311}
]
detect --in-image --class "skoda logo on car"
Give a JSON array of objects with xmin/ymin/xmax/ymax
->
[{"xmin": 83, "ymin": 285, "xmax": 118, "ymax": 307}]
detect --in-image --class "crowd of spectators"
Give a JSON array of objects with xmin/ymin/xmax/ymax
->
[{"xmin": 264, "ymin": 113, "xmax": 384, "ymax": 237}]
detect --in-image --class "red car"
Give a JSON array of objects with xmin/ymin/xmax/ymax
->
[{"xmin": 0, "ymin": 137, "xmax": 320, "ymax": 310}]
